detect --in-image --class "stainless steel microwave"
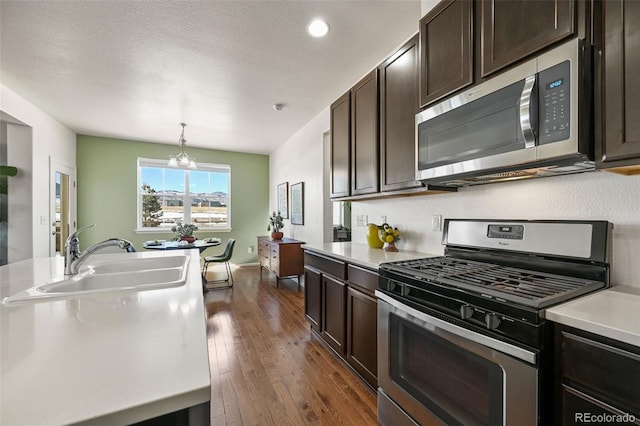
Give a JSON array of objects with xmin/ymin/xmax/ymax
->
[{"xmin": 415, "ymin": 38, "xmax": 593, "ymax": 187}]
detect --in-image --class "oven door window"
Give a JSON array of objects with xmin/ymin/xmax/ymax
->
[{"xmin": 390, "ymin": 313, "xmax": 503, "ymax": 426}]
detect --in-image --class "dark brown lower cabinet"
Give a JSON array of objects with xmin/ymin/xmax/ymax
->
[
  {"xmin": 554, "ymin": 324, "xmax": 640, "ymax": 424},
  {"xmin": 346, "ymin": 287, "xmax": 377, "ymax": 388},
  {"xmin": 561, "ymin": 385, "xmax": 637, "ymax": 425},
  {"xmin": 321, "ymin": 275, "xmax": 347, "ymax": 356},
  {"xmin": 303, "ymin": 266, "xmax": 322, "ymax": 333},
  {"xmin": 303, "ymin": 251, "xmax": 378, "ymax": 390}
]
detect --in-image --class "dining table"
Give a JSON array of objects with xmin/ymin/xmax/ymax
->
[{"xmin": 142, "ymin": 238, "xmax": 222, "ymax": 254}]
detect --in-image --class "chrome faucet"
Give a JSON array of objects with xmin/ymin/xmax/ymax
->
[{"xmin": 64, "ymin": 224, "xmax": 135, "ymax": 275}]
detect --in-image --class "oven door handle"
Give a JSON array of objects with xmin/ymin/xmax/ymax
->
[{"xmin": 376, "ymin": 291, "xmax": 538, "ymax": 365}]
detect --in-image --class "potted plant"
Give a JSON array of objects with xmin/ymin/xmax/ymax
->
[
  {"xmin": 267, "ymin": 211, "xmax": 284, "ymax": 240},
  {"xmin": 171, "ymin": 222, "xmax": 198, "ymax": 243},
  {"xmin": 0, "ymin": 166, "xmax": 18, "ymax": 195}
]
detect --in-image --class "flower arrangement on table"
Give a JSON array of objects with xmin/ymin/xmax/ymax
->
[
  {"xmin": 378, "ymin": 223, "xmax": 400, "ymax": 252},
  {"xmin": 171, "ymin": 222, "xmax": 198, "ymax": 243},
  {"xmin": 267, "ymin": 211, "xmax": 285, "ymax": 240}
]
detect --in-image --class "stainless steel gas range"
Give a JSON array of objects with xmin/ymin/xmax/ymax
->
[{"xmin": 376, "ymin": 219, "xmax": 613, "ymax": 426}]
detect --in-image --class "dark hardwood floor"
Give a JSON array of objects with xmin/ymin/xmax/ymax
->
[{"xmin": 203, "ymin": 266, "xmax": 377, "ymax": 426}]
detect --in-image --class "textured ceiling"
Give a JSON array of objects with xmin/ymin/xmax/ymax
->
[{"xmin": 0, "ymin": 1, "xmax": 421, "ymax": 154}]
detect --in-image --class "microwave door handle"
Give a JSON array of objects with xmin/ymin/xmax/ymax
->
[{"xmin": 519, "ymin": 75, "xmax": 536, "ymax": 149}]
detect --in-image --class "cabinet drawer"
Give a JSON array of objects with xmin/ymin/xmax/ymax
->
[
  {"xmin": 259, "ymin": 239, "xmax": 271, "ymax": 248},
  {"xmin": 561, "ymin": 385, "xmax": 638, "ymax": 425},
  {"xmin": 258, "ymin": 239, "xmax": 271, "ymax": 255},
  {"xmin": 270, "ymin": 253, "xmax": 280, "ymax": 275},
  {"xmin": 347, "ymin": 264, "xmax": 378, "ymax": 295},
  {"xmin": 560, "ymin": 331, "xmax": 640, "ymax": 416},
  {"xmin": 304, "ymin": 252, "xmax": 347, "ymax": 280}
]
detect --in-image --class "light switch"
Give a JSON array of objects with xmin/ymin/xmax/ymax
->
[{"xmin": 432, "ymin": 215, "xmax": 443, "ymax": 232}]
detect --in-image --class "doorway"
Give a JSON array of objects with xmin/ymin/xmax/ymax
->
[
  {"xmin": 1, "ymin": 117, "xmax": 33, "ymax": 264},
  {"xmin": 50, "ymin": 159, "xmax": 75, "ymax": 256}
]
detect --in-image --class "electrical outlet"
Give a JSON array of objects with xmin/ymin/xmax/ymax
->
[
  {"xmin": 248, "ymin": 245, "xmax": 254, "ymax": 253},
  {"xmin": 432, "ymin": 214, "xmax": 443, "ymax": 232}
]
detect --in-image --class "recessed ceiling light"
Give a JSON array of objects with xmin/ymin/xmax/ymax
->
[{"xmin": 307, "ymin": 19, "xmax": 329, "ymax": 38}]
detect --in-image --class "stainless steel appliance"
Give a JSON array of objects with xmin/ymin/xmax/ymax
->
[
  {"xmin": 377, "ymin": 219, "xmax": 612, "ymax": 426},
  {"xmin": 415, "ymin": 38, "xmax": 593, "ymax": 186}
]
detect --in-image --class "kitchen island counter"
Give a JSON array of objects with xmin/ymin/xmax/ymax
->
[
  {"xmin": 546, "ymin": 285, "xmax": 640, "ymax": 347},
  {"xmin": 302, "ymin": 241, "xmax": 436, "ymax": 270},
  {"xmin": 0, "ymin": 251, "xmax": 211, "ymax": 425}
]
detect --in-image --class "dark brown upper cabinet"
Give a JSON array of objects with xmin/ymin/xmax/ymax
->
[
  {"xmin": 330, "ymin": 92, "xmax": 351, "ymax": 198},
  {"xmin": 480, "ymin": 0, "xmax": 575, "ymax": 78},
  {"xmin": 380, "ymin": 34, "xmax": 423, "ymax": 192},
  {"xmin": 351, "ymin": 69, "xmax": 380, "ymax": 196},
  {"xmin": 419, "ymin": 0, "xmax": 473, "ymax": 108},
  {"xmin": 595, "ymin": 0, "xmax": 640, "ymax": 171}
]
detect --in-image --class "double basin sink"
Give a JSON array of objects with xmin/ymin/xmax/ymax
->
[{"xmin": 2, "ymin": 255, "xmax": 189, "ymax": 305}]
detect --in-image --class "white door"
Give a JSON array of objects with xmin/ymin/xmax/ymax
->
[{"xmin": 49, "ymin": 158, "xmax": 76, "ymax": 257}]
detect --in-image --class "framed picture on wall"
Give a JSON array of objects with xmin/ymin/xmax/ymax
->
[
  {"xmin": 290, "ymin": 182, "xmax": 304, "ymax": 225},
  {"xmin": 277, "ymin": 182, "xmax": 288, "ymax": 218}
]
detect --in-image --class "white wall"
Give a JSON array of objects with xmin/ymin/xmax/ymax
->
[
  {"xmin": 1, "ymin": 84, "xmax": 76, "ymax": 259},
  {"xmin": 421, "ymin": 0, "xmax": 440, "ymax": 16},
  {"xmin": 352, "ymin": 172, "xmax": 640, "ymax": 288},
  {"xmin": 269, "ymin": 107, "xmax": 330, "ymax": 245}
]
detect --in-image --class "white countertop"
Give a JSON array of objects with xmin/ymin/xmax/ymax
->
[
  {"xmin": 0, "ymin": 251, "xmax": 211, "ymax": 425},
  {"xmin": 546, "ymin": 285, "xmax": 640, "ymax": 347},
  {"xmin": 302, "ymin": 241, "xmax": 437, "ymax": 270}
]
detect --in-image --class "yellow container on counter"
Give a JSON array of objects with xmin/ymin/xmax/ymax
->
[{"xmin": 367, "ymin": 224, "xmax": 384, "ymax": 248}]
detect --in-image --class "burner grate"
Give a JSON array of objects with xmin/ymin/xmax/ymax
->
[{"xmin": 386, "ymin": 256, "xmax": 604, "ymax": 308}]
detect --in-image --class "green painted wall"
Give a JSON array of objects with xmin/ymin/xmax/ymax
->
[{"xmin": 76, "ymin": 135, "xmax": 269, "ymax": 264}]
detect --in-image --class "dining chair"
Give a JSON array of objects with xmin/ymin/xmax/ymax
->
[{"xmin": 202, "ymin": 238, "xmax": 235, "ymax": 288}]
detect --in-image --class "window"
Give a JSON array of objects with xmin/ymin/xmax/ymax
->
[{"xmin": 137, "ymin": 158, "xmax": 231, "ymax": 231}]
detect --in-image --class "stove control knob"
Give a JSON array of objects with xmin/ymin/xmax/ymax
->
[
  {"xmin": 460, "ymin": 305, "xmax": 474, "ymax": 320},
  {"xmin": 400, "ymin": 285, "xmax": 410, "ymax": 297},
  {"xmin": 485, "ymin": 313, "xmax": 501, "ymax": 330}
]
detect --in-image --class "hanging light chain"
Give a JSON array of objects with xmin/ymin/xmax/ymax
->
[{"xmin": 169, "ymin": 122, "xmax": 197, "ymax": 168}]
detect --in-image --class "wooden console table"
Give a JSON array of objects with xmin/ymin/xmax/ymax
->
[{"xmin": 257, "ymin": 236, "xmax": 305, "ymax": 287}]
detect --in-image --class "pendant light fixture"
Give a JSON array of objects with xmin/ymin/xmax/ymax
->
[{"xmin": 168, "ymin": 123, "xmax": 197, "ymax": 169}]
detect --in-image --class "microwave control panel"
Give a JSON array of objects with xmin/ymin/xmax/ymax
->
[{"xmin": 539, "ymin": 60, "xmax": 570, "ymax": 145}]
